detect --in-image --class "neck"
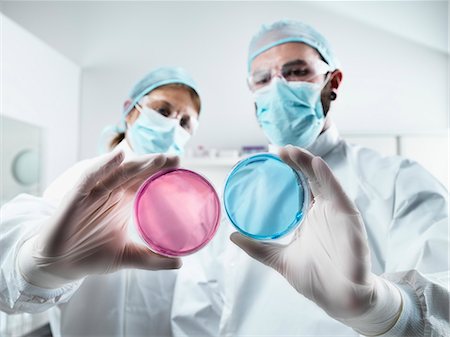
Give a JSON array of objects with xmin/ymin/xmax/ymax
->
[{"xmin": 321, "ymin": 117, "xmax": 332, "ymax": 134}]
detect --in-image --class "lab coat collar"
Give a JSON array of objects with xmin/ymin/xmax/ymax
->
[{"xmin": 306, "ymin": 122, "xmax": 341, "ymax": 158}]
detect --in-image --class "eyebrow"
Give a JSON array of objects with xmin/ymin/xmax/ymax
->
[
  {"xmin": 252, "ymin": 59, "xmax": 308, "ymax": 75},
  {"xmin": 281, "ymin": 59, "xmax": 308, "ymax": 68},
  {"xmin": 149, "ymin": 99, "xmax": 173, "ymax": 110}
]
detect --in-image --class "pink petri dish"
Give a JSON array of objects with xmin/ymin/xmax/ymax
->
[{"xmin": 134, "ymin": 168, "xmax": 221, "ymax": 257}]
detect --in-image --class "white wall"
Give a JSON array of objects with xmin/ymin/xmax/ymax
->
[
  {"xmin": 1, "ymin": 13, "xmax": 80, "ymax": 189},
  {"xmin": 0, "ymin": 12, "xmax": 81, "ymax": 336}
]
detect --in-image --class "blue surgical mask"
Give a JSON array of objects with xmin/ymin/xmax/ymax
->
[
  {"xmin": 254, "ymin": 78, "xmax": 326, "ymax": 149},
  {"xmin": 127, "ymin": 106, "xmax": 191, "ymax": 155}
]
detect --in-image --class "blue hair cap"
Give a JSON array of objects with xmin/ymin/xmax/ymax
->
[
  {"xmin": 123, "ymin": 66, "xmax": 199, "ymax": 117},
  {"xmin": 248, "ymin": 19, "xmax": 340, "ymax": 73}
]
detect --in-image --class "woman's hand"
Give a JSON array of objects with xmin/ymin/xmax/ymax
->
[{"xmin": 18, "ymin": 150, "xmax": 182, "ymax": 289}]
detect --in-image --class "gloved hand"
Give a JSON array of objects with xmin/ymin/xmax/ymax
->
[
  {"xmin": 231, "ymin": 145, "xmax": 402, "ymax": 336},
  {"xmin": 18, "ymin": 150, "xmax": 182, "ymax": 289}
]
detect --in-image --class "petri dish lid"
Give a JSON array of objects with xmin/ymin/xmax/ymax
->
[
  {"xmin": 223, "ymin": 153, "xmax": 309, "ymax": 240},
  {"xmin": 134, "ymin": 168, "xmax": 221, "ymax": 257}
]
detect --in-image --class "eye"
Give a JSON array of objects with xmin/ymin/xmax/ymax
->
[
  {"xmin": 283, "ymin": 67, "xmax": 309, "ymax": 80},
  {"xmin": 256, "ymin": 77, "xmax": 270, "ymax": 85},
  {"xmin": 180, "ymin": 116, "xmax": 198, "ymax": 134},
  {"xmin": 156, "ymin": 107, "xmax": 171, "ymax": 117},
  {"xmin": 252, "ymin": 72, "xmax": 271, "ymax": 86},
  {"xmin": 179, "ymin": 116, "xmax": 191, "ymax": 130}
]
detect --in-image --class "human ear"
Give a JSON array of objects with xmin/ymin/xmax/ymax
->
[
  {"xmin": 123, "ymin": 99, "xmax": 132, "ymax": 112},
  {"xmin": 329, "ymin": 70, "xmax": 343, "ymax": 91}
]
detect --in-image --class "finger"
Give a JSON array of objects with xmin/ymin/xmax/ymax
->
[
  {"xmin": 287, "ymin": 147, "xmax": 355, "ymax": 210},
  {"xmin": 96, "ymin": 154, "xmax": 168, "ymax": 194},
  {"xmin": 230, "ymin": 232, "xmax": 284, "ymax": 270},
  {"xmin": 80, "ymin": 150, "xmax": 125, "ymax": 193},
  {"xmin": 279, "ymin": 145, "xmax": 321, "ymax": 197},
  {"xmin": 121, "ymin": 242, "xmax": 182, "ymax": 270},
  {"xmin": 120, "ymin": 154, "xmax": 181, "ymax": 193},
  {"xmin": 279, "ymin": 145, "xmax": 315, "ymax": 178},
  {"xmin": 311, "ymin": 157, "xmax": 357, "ymax": 213},
  {"xmin": 164, "ymin": 155, "xmax": 180, "ymax": 169}
]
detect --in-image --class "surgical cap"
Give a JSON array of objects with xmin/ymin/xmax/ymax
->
[
  {"xmin": 248, "ymin": 19, "xmax": 340, "ymax": 73},
  {"xmin": 123, "ymin": 66, "xmax": 200, "ymax": 117}
]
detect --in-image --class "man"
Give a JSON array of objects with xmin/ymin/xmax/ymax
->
[{"xmin": 171, "ymin": 20, "xmax": 449, "ymax": 337}]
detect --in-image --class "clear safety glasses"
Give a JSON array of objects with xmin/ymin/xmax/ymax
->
[
  {"xmin": 248, "ymin": 59, "xmax": 331, "ymax": 91},
  {"xmin": 135, "ymin": 102, "xmax": 199, "ymax": 134}
]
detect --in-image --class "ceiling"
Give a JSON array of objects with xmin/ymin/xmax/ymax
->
[{"xmin": 1, "ymin": 1, "xmax": 448, "ymax": 68}]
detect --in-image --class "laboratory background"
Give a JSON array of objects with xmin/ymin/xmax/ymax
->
[{"xmin": 0, "ymin": 1, "xmax": 448, "ymax": 336}]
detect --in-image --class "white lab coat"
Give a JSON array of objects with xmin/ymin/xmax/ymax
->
[{"xmin": 1, "ymin": 125, "xmax": 448, "ymax": 336}]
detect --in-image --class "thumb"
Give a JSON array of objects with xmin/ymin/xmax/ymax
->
[
  {"xmin": 121, "ymin": 242, "xmax": 182, "ymax": 271},
  {"xmin": 230, "ymin": 232, "xmax": 285, "ymax": 270},
  {"xmin": 311, "ymin": 157, "xmax": 358, "ymax": 214}
]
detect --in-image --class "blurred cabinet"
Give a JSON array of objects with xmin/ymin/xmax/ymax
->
[
  {"xmin": 1, "ymin": 116, "xmax": 43, "ymax": 206},
  {"xmin": 182, "ymin": 158, "xmax": 236, "ymax": 193},
  {"xmin": 182, "ymin": 133, "xmax": 448, "ymax": 191},
  {"xmin": 343, "ymin": 133, "xmax": 448, "ymax": 188},
  {"xmin": 0, "ymin": 116, "xmax": 48, "ymax": 337},
  {"xmin": 400, "ymin": 135, "xmax": 448, "ymax": 188}
]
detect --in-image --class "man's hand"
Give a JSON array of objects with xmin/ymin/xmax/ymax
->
[{"xmin": 231, "ymin": 145, "xmax": 402, "ymax": 336}]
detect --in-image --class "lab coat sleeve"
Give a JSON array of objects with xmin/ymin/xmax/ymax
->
[
  {"xmin": 0, "ymin": 194, "xmax": 83, "ymax": 314},
  {"xmin": 380, "ymin": 160, "xmax": 449, "ymax": 336}
]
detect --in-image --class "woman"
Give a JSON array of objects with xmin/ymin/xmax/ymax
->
[
  {"xmin": 0, "ymin": 67, "xmax": 207, "ymax": 336},
  {"xmin": 108, "ymin": 67, "xmax": 200, "ymax": 155}
]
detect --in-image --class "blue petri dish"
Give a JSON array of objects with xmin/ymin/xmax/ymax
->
[{"xmin": 223, "ymin": 153, "xmax": 309, "ymax": 240}]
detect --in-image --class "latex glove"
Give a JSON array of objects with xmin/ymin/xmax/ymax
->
[
  {"xmin": 231, "ymin": 145, "xmax": 402, "ymax": 336},
  {"xmin": 18, "ymin": 150, "xmax": 182, "ymax": 289}
]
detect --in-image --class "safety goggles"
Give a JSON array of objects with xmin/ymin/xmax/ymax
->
[
  {"xmin": 135, "ymin": 102, "xmax": 199, "ymax": 134},
  {"xmin": 248, "ymin": 59, "xmax": 331, "ymax": 91}
]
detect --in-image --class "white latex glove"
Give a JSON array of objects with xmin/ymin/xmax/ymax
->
[
  {"xmin": 18, "ymin": 150, "xmax": 182, "ymax": 289},
  {"xmin": 231, "ymin": 145, "xmax": 402, "ymax": 336}
]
